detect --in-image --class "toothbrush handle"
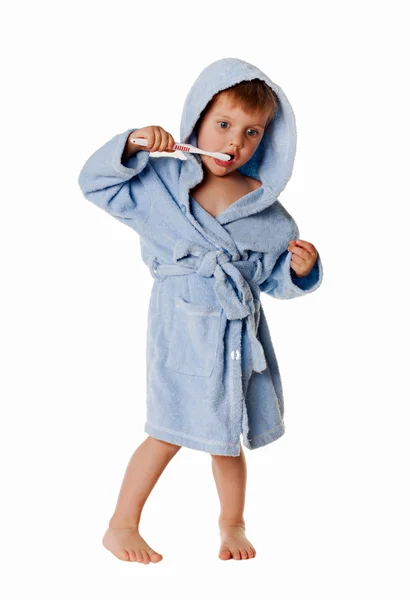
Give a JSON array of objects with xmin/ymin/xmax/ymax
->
[
  {"xmin": 129, "ymin": 137, "xmax": 149, "ymax": 146},
  {"xmin": 129, "ymin": 137, "xmax": 229, "ymax": 161},
  {"xmin": 130, "ymin": 137, "xmax": 195, "ymax": 153}
]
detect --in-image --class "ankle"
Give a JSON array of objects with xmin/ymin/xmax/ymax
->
[
  {"xmin": 109, "ymin": 515, "xmax": 141, "ymax": 530},
  {"xmin": 218, "ymin": 517, "xmax": 246, "ymax": 529}
]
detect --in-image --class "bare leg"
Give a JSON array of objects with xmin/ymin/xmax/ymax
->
[
  {"xmin": 102, "ymin": 436, "xmax": 181, "ymax": 564},
  {"xmin": 211, "ymin": 442, "xmax": 256, "ymax": 560}
]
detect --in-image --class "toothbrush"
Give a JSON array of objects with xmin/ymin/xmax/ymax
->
[{"xmin": 130, "ymin": 137, "xmax": 232, "ymax": 162}]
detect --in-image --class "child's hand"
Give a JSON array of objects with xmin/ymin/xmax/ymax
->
[
  {"xmin": 287, "ymin": 239, "xmax": 318, "ymax": 277},
  {"xmin": 131, "ymin": 126, "xmax": 176, "ymax": 153}
]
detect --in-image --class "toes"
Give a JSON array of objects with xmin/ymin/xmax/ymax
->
[
  {"xmin": 118, "ymin": 549, "xmax": 130, "ymax": 561},
  {"xmin": 219, "ymin": 545, "xmax": 232, "ymax": 560},
  {"xmin": 220, "ymin": 544, "xmax": 254, "ymax": 560},
  {"xmin": 136, "ymin": 551, "xmax": 144, "ymax": 563},
  {"xmin": 140, "ymin": 550, "xmax": 151, "ymax": 565},
  {"xmin": 127, "ymin": 549, "xmax": 137, "ymax": 561},
  {"xmin": 148, "ymin": 549, "xmax": 163, "ymax": 562}
]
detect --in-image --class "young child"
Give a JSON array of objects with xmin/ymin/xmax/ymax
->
[{"xmin": 78, "ymin": 57, "xmax": 323, "ymax": 564}]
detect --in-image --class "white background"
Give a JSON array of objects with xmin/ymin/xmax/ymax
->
[{"xmin": 1, "ymin": 0, "xmax": 409, "ymax": 598}]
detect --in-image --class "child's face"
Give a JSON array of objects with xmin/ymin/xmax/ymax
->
[{"xmin": 195, "ymin": 93, "xmax": 271, "ymax": 178}]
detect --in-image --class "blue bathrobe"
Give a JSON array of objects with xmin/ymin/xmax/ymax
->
[{"xmin": 78, "ymin": 57, "xmax": 323, "ymax": 456}]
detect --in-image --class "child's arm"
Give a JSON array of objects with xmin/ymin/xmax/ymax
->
[
  {"xmin": 78, "ymin": 126, "xmax": 175, "ymax": 233},
  {"xmin": 77, "ymin": 128, "xmax": 152, "ymax": 232},
  {"xmin": 259, "ymin": 246, "xmax": 323, "ymax": 300}
]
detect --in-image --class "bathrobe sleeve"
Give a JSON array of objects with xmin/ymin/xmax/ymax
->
[
  {"xmin": 77, "ymin": 128, "xmax": 152, "ymax": 233},
  {"xmin": 259, "ymin": 248, "xmax": 323, "ymax": 300}
]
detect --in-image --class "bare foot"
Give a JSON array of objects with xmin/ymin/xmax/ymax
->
[
  {"xmin": 102, "ymin": 526, "xmax": 163, "ymax": 564},
  {"xmin": 218, "ymin": 523, "xmax": 257, "ymax": 560}
]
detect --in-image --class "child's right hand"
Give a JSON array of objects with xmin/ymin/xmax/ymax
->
[{"xmin": 130, "ymin": 126, "xmax": 176, "ymax": 153}]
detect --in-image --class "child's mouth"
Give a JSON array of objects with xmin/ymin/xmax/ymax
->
[{"xmin": 214, "ymin": 154, "xmax": 235, "ymax": 167}]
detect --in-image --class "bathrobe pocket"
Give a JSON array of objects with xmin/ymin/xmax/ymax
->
[{"xmin": 165, "ymin": 296, "xmax": 223, "ymax": 377}]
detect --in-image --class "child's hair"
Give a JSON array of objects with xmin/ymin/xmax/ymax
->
[{"xmin": 197, "ymin": 78, "xmax": 279, "ymax": 131}]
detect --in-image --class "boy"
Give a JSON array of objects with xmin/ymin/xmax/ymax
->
[{"xmin": 78, "ymin": 57, "xmax": 323, "ymax": 564}]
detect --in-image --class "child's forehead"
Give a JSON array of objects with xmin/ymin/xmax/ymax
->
[{"xmin": 208, "ymin": 93, "xmax": 268, "ymax": 121}]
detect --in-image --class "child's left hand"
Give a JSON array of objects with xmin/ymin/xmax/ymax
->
[{"xmin": 287, "ymin": 239, "xmax": 318, "ymax": 278}]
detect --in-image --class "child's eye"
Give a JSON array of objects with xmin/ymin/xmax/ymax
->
[{"xmin": 217, "ymin": 122, "xmax": 259, "ymax": 136}]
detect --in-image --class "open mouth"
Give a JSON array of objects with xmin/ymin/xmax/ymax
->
[{"xmin": 214, "ymin": 153, "xmax": 236, "ymax": 166}]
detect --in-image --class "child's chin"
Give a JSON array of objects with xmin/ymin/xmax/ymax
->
[
  {"xmin": 203, "ymin": 164, "xmax": 230, "ymax": 177},
  {"xmin": 203, "ymin": 156, "xmax": 236, "ymax": 174}
]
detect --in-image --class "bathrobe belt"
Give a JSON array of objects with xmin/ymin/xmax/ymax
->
[{"xmin": 153, "ymin": 239, "xmax": 267, "ymax": 374}]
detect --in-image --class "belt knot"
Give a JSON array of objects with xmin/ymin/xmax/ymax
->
[{"xmin": 169, "ymin": 239, "xmax": 267, "ymax": 373}]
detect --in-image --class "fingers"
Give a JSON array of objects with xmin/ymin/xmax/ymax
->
[
  {"xmin": 290, "ymin": 251, "xmax": 311, "ymax": 276},
  {"xmin": 288, "ymin": 239, "xmax": 316, "ymax": 260},
  {"xmin": 152, "ymin": 126, "xmax": 160, "ymax": 151},
  {"xmin": 288, "ymin": 241, "xmax": 308, "ymax": 259},
  {"xmin": 294, "ymin": 239, "xmax": 311, "ymax": 249},
  {"xmin": 158, "ymin": 129, "xmax": 175, "ymax": 152},
  {"xmin": 163, "ymin": 131, "xmax": 176, "ymax": 152},
  {"xmin": 290, "ymin": 254, "xmax": 305, "ymax": 269},
  {"xmin": 289, "ymin": 239, "xmax": 313, "ymax": 250},
  {"xmin": 134, "ymin": 126, "xmax": 175, "ymax": 153},
  {"xmin": 288, "ymin": 239, "xmax": 318, "ymax": 276},
  {"xmin": 166, "ymin": 132, "xmax": 175, "ymax": 151},
  {"xmin": 151, "ymin": 127, "xmax": 174, "ymax": 152}
]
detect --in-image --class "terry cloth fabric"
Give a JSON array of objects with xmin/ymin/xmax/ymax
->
[{"xmin": 78, "ymin": 56, "xmax": 324, "ymax": 456}]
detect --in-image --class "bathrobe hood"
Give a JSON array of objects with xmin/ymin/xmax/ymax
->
[{"xmin": 180, "ymin": 57, "xmax": 297, "ymax": 198}]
